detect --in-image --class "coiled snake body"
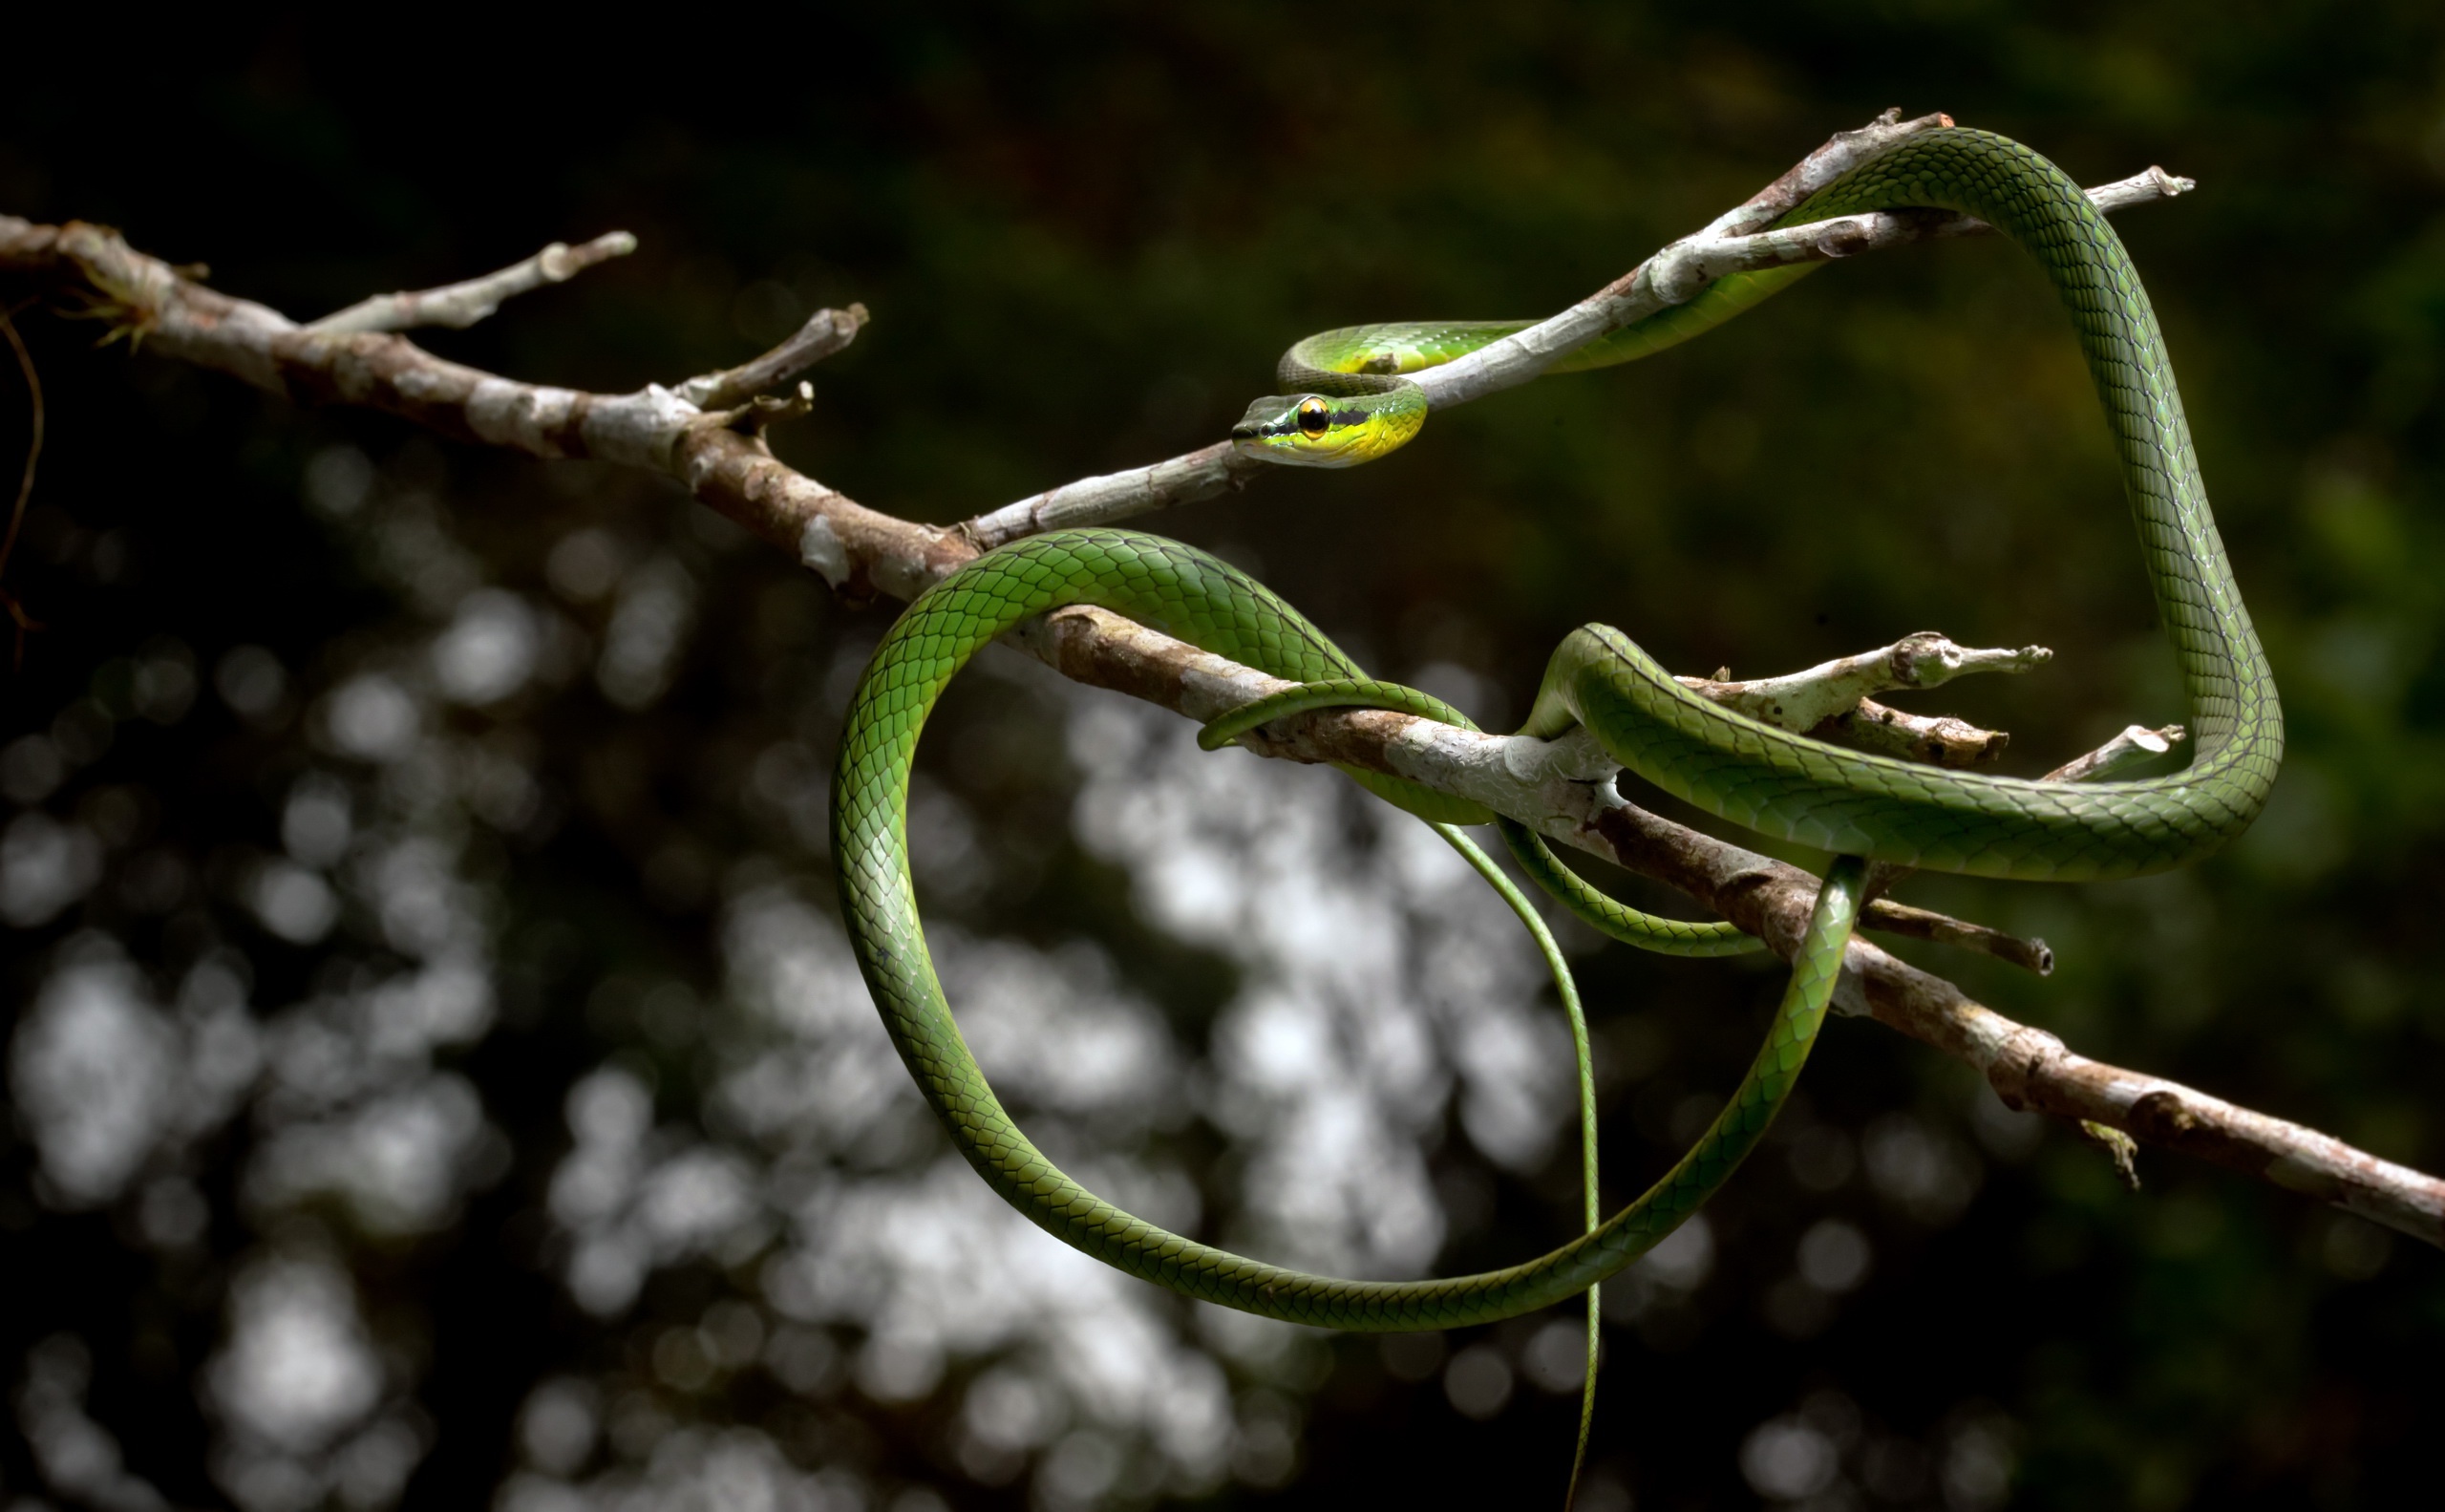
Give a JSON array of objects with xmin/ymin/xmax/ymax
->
[{"xmin": 831, "ymin": 130, "xmax": 2279, "ymax": 1336}]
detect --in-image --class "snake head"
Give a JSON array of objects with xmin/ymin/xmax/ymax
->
[{"xmin": 1230, "ymin": 392, "xmax": 1424, "ymax": 467}]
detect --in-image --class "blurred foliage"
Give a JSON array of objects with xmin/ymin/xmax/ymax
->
[{"xmin": 3, "ymin": 5, "xmax": 2444, "ymax": 1509}]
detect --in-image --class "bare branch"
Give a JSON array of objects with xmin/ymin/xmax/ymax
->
[
  {"xmin": 1856, "ymin": 898, "xmax": 2053, "ymax": 976},
  {"xmin": 1682, "ymin": 630, "xmax": 2049, "ymax": 733},
  {"xmin": 1817, "ymin": 701, "xmax": 2010, "ymax": 769},
  {"xmin": 306, "ymin": 231, "xmax": 637, "ymax": 334},
  {"xmin": 8, "ymin": 116, "xmax": 2430, "ymax": 1249},
  {"xmin": 2021, "ymin": 164, "xmax": 2196, "ymax": 220},
  {"xmin": 965, "ymin": 442, "xmax": 1259, "ymax": 551},
  {"xmin": 1669, "ymin": 631, "xmax": 2045, "ymax": 770},
  {"xmin": 679, "ymin": 303, "xmax": 869, "ymax": 411},
  {"xmin": 2044, "ymin": 722, "xmax": 2187, "ymax": 782}
]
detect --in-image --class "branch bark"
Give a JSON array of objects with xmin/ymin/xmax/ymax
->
[
  {"xmin": 2044, "ymin": 722, "xmax": 2188, "ymax": 782},
  {"xmin": 8, "ymin": 112, "xmax": 2433, "ymax": 1250},
  {"xmin": 305, "ymin": 230, "xmax": 638, "ymax": 333}
]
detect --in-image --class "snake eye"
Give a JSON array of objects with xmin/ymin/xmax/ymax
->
[{"xmin": 1296, "ymin": 398, "xmax": 1330, "ymax": 438}]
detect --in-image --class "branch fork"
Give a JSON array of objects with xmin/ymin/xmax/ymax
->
[
  {"xmin": 679, "ymin": 302, "xmax": 868, "ymax": 411},
  {"xmin": 1678, "ymin": 629, "xmax": 2050, "ymax": 768}
]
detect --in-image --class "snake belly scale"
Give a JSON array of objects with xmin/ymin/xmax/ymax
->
[{"xmin": 830, "ymin": 129, "xmax": 2279, "ymax": 1331}]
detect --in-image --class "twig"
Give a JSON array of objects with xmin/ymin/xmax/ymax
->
[
  {"xmin": 1675, "ymin": 630, "xmax": 2047, "ymax": 768},
  {"xmin": 8, "ymin": 115, "xmax": 2434, "ymax": 1248},
  {"xmin": 2008, "ymin": 165, "xmax": 2196, "ymax": 222},
  {"xmin": 1857, "ymin": 898, "xmax": 2053, "ymax": 975},
  {"xmin": 1680, "ymin": 632, "xmax": 2052, "ymax": 732},
  {"xmin": 0, "ymin": 303, "xmax": 43, "ymax": 668},
  {"xmin": 1817, "ymin": 701, "xmax": 2010, "ymax": 769},
  {"xmin": 2044, "ymin": 722, "xmax": 2187, "ymax": 782},
  {"xmin": 304, "ymin": 230, "xmax": 637, "ymax": 333},
  {"xmin": 679, "ymin": 304, "xmax": 869, "ymax": 411},
  {"xmin": 964, "ymin": 441, "xmax": 1259, "ymax": 552}
]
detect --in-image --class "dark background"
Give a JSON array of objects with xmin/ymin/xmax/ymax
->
[{"xmin": 4, "ymin": 6, "xmax": 2442, "ymax": 1508}]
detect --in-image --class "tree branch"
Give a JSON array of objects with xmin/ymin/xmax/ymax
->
[
  {"xmin": 10, "ymin": 113, "xmax": 2432, "ymax": 1249},
  {"xmin": 678, "ymin": 303, "xmax": 869, "ymax": 411},
  {"xmin": 304, "ymin": 230, "xmax": 638, "ymax": 333},
  {"xmin": 1678, "ymin": 630, "xmax": 2048, "ymax": 770},
  {"xmin": 2045, "ymin": 722, "xmax": 2188, "ymax": 782},
  {"xmin": 1682, "ymin": 630, "xmax": 2053, "ymax": 731}
]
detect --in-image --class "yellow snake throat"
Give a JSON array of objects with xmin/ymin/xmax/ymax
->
[{"xmin": 830, "ymin": 128, "xmax": 2280, "ymax": 1331}]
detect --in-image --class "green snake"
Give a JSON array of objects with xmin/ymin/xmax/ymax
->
[{"xmin": 831, "ymin": 126, "xmax": 2278, "ymax": 1352}]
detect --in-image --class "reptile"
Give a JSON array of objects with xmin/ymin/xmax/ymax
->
[{"xmin": 829, "ymin": 125, "xmax": 2279, "ymax": 1485}]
